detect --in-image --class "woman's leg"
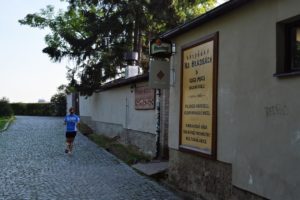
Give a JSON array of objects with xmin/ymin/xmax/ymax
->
[
  {"xmin": 65, "ymin": 138, "xmax": 70, "ymax": 153},
  {"xmin": 68, "ymin": 137, "xmax": 75, "ymax": 152},
  {"xmin": 65, "ymin": 132, "xmax": 76, "ymax": 154}
]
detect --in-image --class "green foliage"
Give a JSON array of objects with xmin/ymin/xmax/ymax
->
[
  {"xmin": 57, "ymin": 84, "xmax": 76, "ymax": 95},
  {"xmin": 0, "ymin": 116, "xmax": 15, "ymax": 131},
  {"xmin": 79, "ymin": 122, "xmax": 150, "ymax": 164},
  {"xmin": 50, "ymin": 93, "xmax": 67, "ymax": 116},
  {"xmin": 0, "ymin": 97, "xmax": 13, "ymax": 117},
  {"xmin": 0, "ymin": 118, "xmax": 7, "ymax": 130},
  {"xmin": 19, "ymin": 0, "xmax": 216, "ymax": 96},
  {"xmin": 10, "ymin": 103, "xmax": 54, "ymax": 116}
]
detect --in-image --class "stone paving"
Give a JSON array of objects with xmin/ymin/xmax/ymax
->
[{"xmin": 0, "ymin": 116, "xmax": 181, "ymax": 200}]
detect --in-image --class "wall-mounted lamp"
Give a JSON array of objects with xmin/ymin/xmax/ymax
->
[
  {"xmin": 172, "ymin": 43, "xmax": 176, "ymax": 55},
  {"xmin": 170, "ymin": 43, "xmax": 176, "ymax": 87}
]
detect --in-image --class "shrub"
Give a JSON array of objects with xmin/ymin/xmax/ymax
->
[
  {"xmin": 50, "ymin": 93, "xmax": 66, "ymax": 116},
  {"xmin": 10, "ymin": 103, "xmax": 55, "ymax": 116},
  {"xmin": 0, "ymin": 97, "xmax": 13, "ymax": 117}
]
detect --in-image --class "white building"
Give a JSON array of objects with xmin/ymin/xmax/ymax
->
[{"xmin": 161, "ymin": 0, "xmax": 300, "ymax": 199}]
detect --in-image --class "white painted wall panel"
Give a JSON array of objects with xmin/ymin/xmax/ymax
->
[{"xmin": 79, "ymin": 82, "xmax": 156, "ymax": 134}]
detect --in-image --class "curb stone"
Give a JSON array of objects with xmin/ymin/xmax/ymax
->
[{"xmin": 0, "ymin": 118, "xmax": 13, "ymax": 133}]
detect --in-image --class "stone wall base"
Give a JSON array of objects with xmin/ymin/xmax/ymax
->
[
  {"xmin": 168, "ymin": 149, "xmax": 268, "ymax": 200},
  {"xmin": 80, "ymin": 116, "xmax": 95, "ymax": 130},
  {"xmin": 80, "ymin": 116, "xmax": 157, "ymax": 158},
  {"xmin": 122, "ymin": 129, "xmax": 157, "ymax": 157}
]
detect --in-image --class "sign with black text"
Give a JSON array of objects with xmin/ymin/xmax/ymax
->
[
  {"xmin": 135, "ymin": 86, "xmax": 155, "ymax": 110},
  {"xmin": 180, "ymin": 33, "xmax": 218, "ymax": 159}
]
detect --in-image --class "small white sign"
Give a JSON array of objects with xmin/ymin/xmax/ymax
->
[{"xmin": 149, "ymin": 60, "xmax": 170, "ymax": 89}]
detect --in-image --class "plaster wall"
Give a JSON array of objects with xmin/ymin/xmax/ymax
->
[
  {"xmin": 66, "ymin": 94, "xmax": 72, "ymax": 113},
  {"xmin": 168, "ymin": 0, "xmax": 300, "ymax": 199},
  {"xmin": 80, "ymin": 82, "xmax": 156, "ymax": 134},
  {"xmin": 79, "ymin": 82, "xmax": 158, "ymax": 156}
]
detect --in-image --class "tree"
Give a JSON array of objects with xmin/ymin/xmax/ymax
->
[
  {"xmin": 19, "ymin": 0, "xmax": 216, "ymax": 96},
  {"xmin": 0, "ymin": 97, "xmax": 13, "ymax": 117},
  {"xmin": 57, "ymin": 83, "xmax": 76, "ymax": 95},
  {"xmin": 51, "ymin": 92, "xmax": 66, "ymax": 116}
]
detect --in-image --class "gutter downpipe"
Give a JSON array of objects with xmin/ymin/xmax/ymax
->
[{"xmin": 155, "ymin": 88, "xmax": 161, "ymax": 159}]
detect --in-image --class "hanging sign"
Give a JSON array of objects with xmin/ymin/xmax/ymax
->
[
  {"xmin": 179, "ymin": 33, "xmax": 218, "ymax": 159},
  {"xmin": 149, "ymin": 60, "xmax": 170, "ymax": 89},
  {"xmin": 150, "ymin": 38, "xmax": 172, "ymax": 58}
]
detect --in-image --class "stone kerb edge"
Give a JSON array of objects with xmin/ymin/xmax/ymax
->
[{"xmin": 0, "ymin": 118, "xmax": 14, "ymax": 133}]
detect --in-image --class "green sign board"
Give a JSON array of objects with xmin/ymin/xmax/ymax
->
[{"xmin": 150, "ymin": 38, "xmax": 172, "ymax": 58}]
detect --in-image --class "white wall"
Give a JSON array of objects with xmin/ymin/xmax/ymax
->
[
  {"xmin": 80, "ymin": 82, "xmax": 157, "ymax": 134},
  {"xmin": 168, "ymin": 0, "xmax": 300, "ymax": 199},
  {"xmin": 66, "ymin": 94, "xmax": 72, "ymax": 113}
]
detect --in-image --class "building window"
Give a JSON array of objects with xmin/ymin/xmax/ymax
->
[
  {"xmin": 289, "ymin": 26, "xmax": 300, "ymax": 70},
  {"xmin": 275, "ymin": 16, "xmax": 300, "ymax": 77}
]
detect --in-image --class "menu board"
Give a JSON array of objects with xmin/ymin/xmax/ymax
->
[
  {"xmin": 180, "ymin": 33, "xmax": 218, "ymax": 158},
  {"xmin": 135, "ymin": 86, "xmax": 155, "ymax": 110}
]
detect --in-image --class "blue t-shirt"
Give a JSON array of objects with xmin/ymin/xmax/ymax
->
[{"xmin": 64, "ymin": 114, "xmax": 80, "ymax": 132}]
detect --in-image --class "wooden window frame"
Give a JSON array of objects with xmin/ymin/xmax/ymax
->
[{"xmin": 275, "ymin": 15, "xmax": 300, "ymax": 77}]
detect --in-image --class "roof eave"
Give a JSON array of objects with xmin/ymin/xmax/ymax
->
[{"xmin": 95, "ymin": 73, "xmax": 149, "ymax": 93}]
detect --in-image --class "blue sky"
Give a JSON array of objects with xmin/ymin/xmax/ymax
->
[
  {"xmin": 0, "ymin": 0, "xmax": 68, "ymax": 103},
  {"xmin": 0, "ymin": 0, "xmax": 227, "ymax": 103}
]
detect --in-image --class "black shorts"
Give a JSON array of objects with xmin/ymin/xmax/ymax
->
[{"xmin": 66, "ymin": 131, "xmax": 77, "ymax": 139}]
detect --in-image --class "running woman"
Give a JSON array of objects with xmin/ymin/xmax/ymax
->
[{"xmin": 64, "ymin": 107, "xmax": 80, "ymax": 155}]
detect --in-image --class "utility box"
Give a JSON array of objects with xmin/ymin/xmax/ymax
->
[{"xmin": 125, "ymin": 65, "xmax": 139, "ymax": 78}]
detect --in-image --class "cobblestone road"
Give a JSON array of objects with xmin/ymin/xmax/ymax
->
[{"xmin": 0, "ymin": 116, "xmax": 180, "ymax": 200}]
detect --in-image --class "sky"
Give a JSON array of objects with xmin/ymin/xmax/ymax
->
[
  {"xmin": 0, "ymin": 0, "xmax": 69, "ymax": 103},
  {"xmin": 0, "ymin": 0, "xmax": 228, "ymax": 103}
]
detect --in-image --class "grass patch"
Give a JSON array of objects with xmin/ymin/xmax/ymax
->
[
  {"xmin": 0, "ymin": 116, "xmax": 13, "ymax": 130},
  {"xmin": 88, "ymin": 133, "xmax": 150, "ymax": 165},
  {"xmin": 87, "ymin": 133, "xmax": 112, "ymax": 149},
  {"xmin": 79, "ymin": 124, "xmax": 150, "ymax": 165},
  {"xmin": 78, "ymin": 122, "xmax": 94, "ymax": 135}
]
